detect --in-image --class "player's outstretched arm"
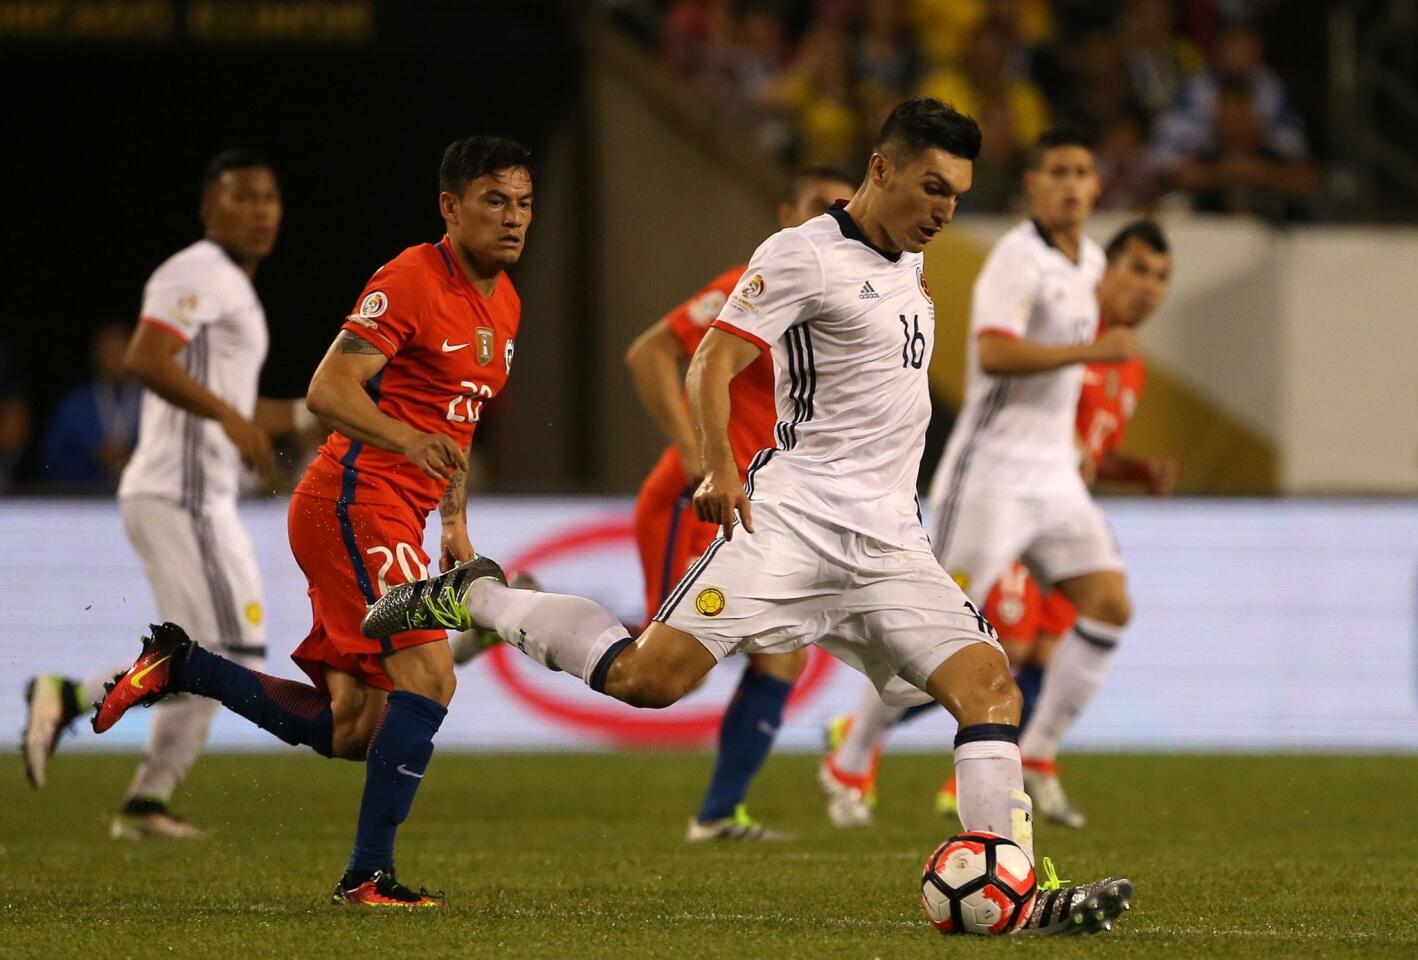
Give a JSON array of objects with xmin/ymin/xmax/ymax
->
[
  {"xmin": 307, "ymin": 332, "xmax": 465, "ymax": 482},
  {"xmin": 686, "ymin": 328, "xmax": 760, "ymax": 540},
  {"xmin": 977, "ymin": 327, "xmax": 1140, "ymax": 376},
  {"xmin": 124, "ymin": 320, "xmax": 276, "ymax": 474},
  {"xmin": 625, "ymin": 317, "xmax": 699, "ymax": 474}
]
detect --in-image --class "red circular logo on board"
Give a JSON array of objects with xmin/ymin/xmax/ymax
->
[{"xmin": 483, "ymin": 516, "xmax": 836, "ymax": 746}]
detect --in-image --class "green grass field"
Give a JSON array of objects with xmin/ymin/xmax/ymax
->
[{"xmin": 5, "ymin": 752, "xmax": 1416, "ymax": 959}]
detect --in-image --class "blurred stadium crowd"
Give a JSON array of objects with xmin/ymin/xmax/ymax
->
[
  {"xmin": 0, "ymin": 1, "xmax": 1346, "ymax": 496},
  {"xmin": 611, "ymin": 0, "xmax": 1327, "ymax": 217}
]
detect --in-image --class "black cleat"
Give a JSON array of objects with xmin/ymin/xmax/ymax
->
[
  {"xmin": 360, "ymin": 554, "xmax": 506, "ymax": 640},
  {"xmin": 333, "ymin": 869, "xmax": 446, "ymax": 908}
]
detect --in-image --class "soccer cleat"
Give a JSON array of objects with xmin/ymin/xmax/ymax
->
[
  {"xmin": 449, "ymin": 570, "xmax": 540, "ymax": 665},
  {"xmin": 1017, "ymin": 859, "xmax": 1133, "ymax": 935},
  {"xmin": 686, "ymin": 804, "xmax": 794, "ymax": 842},
  {"xmin": 110, "ymin": 796, "xmax": 205, "ymax": 840},
  {"xmin": 816, "ymin": 759, "xmax": 874, "ymax": 829},
  {"xmin": 91, "ymin": 623, "xmax": 193, "ymax": 734},
  {"xmin": 361, "ymin": 553, "xmax": 506, "ymax": 640},
  {"xmin": 1023, "ymin": 762, "xmax": 1086, "ymax": 829},
  {"xmin": 821, "ymin": 714, "xmax": 881, "ymax": 801},
  {"xmin": 21, "ymin": 675, "xmax": 84, "ymax": 788},
  {"xmin": 333, "ymin": 869, "xmax": 446, "ymax": 908},
  {"xmin": 934, "ymin": 773, "xmax": 958, "ymax": 817}
]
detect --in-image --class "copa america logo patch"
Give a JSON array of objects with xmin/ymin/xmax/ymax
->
[
  {"xmin": 358, "ymin": 291, "xmax": 388, "ymax": 318},
  {"xmin": 740, "ymin": 274, "xmax": 766, "ymax": 300},
  {"xmin": 504, "ymin": 339, "xmax": 515, "ymax": 373}
]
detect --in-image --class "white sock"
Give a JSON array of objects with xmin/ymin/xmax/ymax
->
[
  {"xmin": 954, "ymin": 736, "xmax": 1034, "ymax": 864},
  {"xmin": 1018, "ymin": 616, "xmax": 1123, "ymax": 763},
  {"xmin": 833, "ymin": 682, "xmax": 905, "ymax": 778},
  {"xmin": 469, "ymin": 580, "xmax": 629, "ymax": 686},
  {"xmin": 126, "ymin": 694, "xmax": 219, "ymax": 803}
]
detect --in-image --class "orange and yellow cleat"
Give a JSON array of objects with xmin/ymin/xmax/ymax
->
[{"xmin": 91, "ymin": 623, "xmax": 192, "ymax": 734}]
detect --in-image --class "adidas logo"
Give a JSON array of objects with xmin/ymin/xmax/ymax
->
[{"xmin": 858, "ymin": 281, "xmax": 879, "ymax": 300}]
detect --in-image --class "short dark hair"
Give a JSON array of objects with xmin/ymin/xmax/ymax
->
[
  {"xmin": 201, "ymin": 148, "xmax": 271, "ymax": 192},
  {"xmin": 782, "ymin": 165, "xmax": 855, "ymax": 204},
  {"xmin": 1105, "ymin": 219, "xmax": 1170, "ymax": 261},
  {"xmin": 875, "ymin": 97, "xmax": 982, "ymax": 162},
  {"xmin": 439, "ymin": 136, "xmax": 533, "ymax": 195},
  {"xmin": 1027, "ymin": 124, "xmax": 1094, "ymax": 168}
]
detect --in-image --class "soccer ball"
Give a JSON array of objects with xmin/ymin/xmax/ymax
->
[{"xmin": 920, "ymin": 831, "xmax": 1036, "ymax": 935}]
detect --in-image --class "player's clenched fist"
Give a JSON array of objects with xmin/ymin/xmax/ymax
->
[
  {"xmin": 219, "ymin": 409, "xmax": 277, "ymax": 475},
  {"xmin": 402, "ymin": 431, "xmax": 467, "ymax": 481},
  {"xmin": 1091, "ymin": 326, "xmax": 1140, "ymax": 363},
  {"xmin": 694, "ymin": 467, "xmax": 754, "ymax": 541}
]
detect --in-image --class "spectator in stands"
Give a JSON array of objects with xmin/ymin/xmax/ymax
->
[
  {"xmin": 919, "ymin": 17, "xmax": 1048, "ymax": 208},
  {"xmin": 1122, "ymin": 0, "xmax": 1205, "ymax": 116},
  {"xmin": 0, "ymin": 339, "xmax": 31, "ymax": 493},
  {"xmin": 39, "ymin": 321, "xmax": 142, "ymax": 492},
  {"xmin": 1167, "ymin": 73, "xmax": 1321, "ymax": 220},
  {"xmin": 760, "ymin": 16, "xmax": 858, "ymax": 167},
  {"xmin": 1095, "ymin": 106, "xmax": 1160, "ymax": 210},
  {"xmin": 1150, "ymin": 22, "xmax": 1309, "ymax": 181}
]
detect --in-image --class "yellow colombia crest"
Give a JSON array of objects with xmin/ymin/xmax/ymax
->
[
  {"xmin": 695, "ymin": 587, "xmax": 726, "ymax": 617},
  {"xmin": 244, "ymin": 602, "xmax": 264, "ymax": 626},
  {"xmin": 949, "ymin": 570, "xmax": 971, "ymax": 592}
]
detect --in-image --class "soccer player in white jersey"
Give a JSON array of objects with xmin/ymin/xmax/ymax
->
[
  {"xmin": 824, "ymin": 126, "xmax": 1142, "ymax": 830},
  {"xmin": 363, "ymin": 100, "xmax": 1133, "ymax": 934},
  {"xmin": 21, "ymin": 149, "xmax": 310, "ymax": 837}
]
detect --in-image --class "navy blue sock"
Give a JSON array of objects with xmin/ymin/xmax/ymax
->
[
  {"xmin": 174, "ymin": 644, "xmax": 333, "ymax": 757},
  {"xmin": 1015, "ymin": 663, "xmax": 1044, "ymax": 731},
  {"xmin": 348, "ymin": 690, "xmax": 447, "ymax": 873},
  {"xmin": 696, "ymin": 668, "xmax": 792, "ymax": 823}
]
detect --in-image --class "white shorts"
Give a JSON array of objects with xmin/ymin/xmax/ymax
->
[
  {"xmin": 119, "ymin": 495, "xmax": 266, "ymax": 666},
  {"xmin": 928, "ymin": 479, "xmax": 1123, "ymax": 605},
  {"xmin": 655, "ymin": 500, "xmax": 1004, "ymax": 706}
]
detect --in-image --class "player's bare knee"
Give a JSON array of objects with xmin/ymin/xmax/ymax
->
[
  {"xmin": 956, "ymin": 668, "xmax": 1021, "ymax": 727},
  {"xmin": 608, "ymin": 661, "xmax": 685, "ymax": 709},
  {"xmin": 1081, "ymin": 589, "xmax": 1132, "ymax": 628}
]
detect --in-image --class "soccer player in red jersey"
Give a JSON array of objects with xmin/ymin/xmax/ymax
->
[
  {"xmin": 626, "ymin": 168, "xmax": 854, "ymax": 840},
  {"xmin": 92, "ymin": 136, "xmax": 533, "ymax": 906}
]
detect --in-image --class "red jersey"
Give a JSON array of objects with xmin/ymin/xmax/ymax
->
[
  {"xmin": 668, "ymin": 264, "xmax": 777, "ymax": 471},
  {"xmin": 297, "ymin": 236, "xmax": 520, "ymax": 517},
  {"xmin": 1077, "ymin": 353, "xmax": 1147, "ymax": 464}
]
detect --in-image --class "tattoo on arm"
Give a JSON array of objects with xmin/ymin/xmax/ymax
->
[
  {"xmin": 439, "ymin": 440, "xmax": 474, "ymax": 520},
  {"xmin": 336, "ymin": 331, "xmax": 383, "ymax": 355}
]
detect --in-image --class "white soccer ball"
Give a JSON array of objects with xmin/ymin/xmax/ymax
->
[{"xmin": 920, "ymin": 831, "xmax": 1037, "ymax": 935}]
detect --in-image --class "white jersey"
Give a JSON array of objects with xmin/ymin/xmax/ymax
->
[
  {"xmin": 930, "ymin": 220, "xmax": 1104, "ymax": 500},
  {"xmin": 119, "ymin": 239, "xmax": 269, "ymax": 511},
  {"xmin": 712, "ymin": 205, "xmax": 936, "ymax": 548}
]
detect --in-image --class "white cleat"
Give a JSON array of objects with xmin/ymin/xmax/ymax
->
[
  {"xmin": 816, "ymin": 761, "xmax": 873, "ymax": 829},
  {"xmin": 1023, "ymin": 768, "xmax": 1087, "ymax": 829},
  {"xmin": 21, "ymin": 675, "xmax": 83, "ymax": 789}
]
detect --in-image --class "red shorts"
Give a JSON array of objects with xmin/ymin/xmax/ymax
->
[
  {"xmin": 286, "ymin": 491, "xmax": 444, "ymax": 692},
  {"xmin": 983, "ymin": 562, "xmax": 1078, "ymax": 645},
  {"xmin": 633, "ymin": 451, "xmax": 720, "ymax": 624}
]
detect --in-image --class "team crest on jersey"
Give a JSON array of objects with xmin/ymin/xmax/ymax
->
[
  {"xmin": 949, "ymin": 569, "xmax": 971, "ymax": 592},
  {"xmin": 358, "ymin": 291, "xmax": 388, "ymax": 319},
  {"xmin": 740, "ymin": 274, "xmax": 766, "ymax": 300},
  {"xmin": 504, "ymin": 338, "xmax": 515, "ymax": 373},
  {"xmin": 695, "ymin": 587, "xmax": 726, "ymax": 617},
  {"xmin": 244, "ymin": 601, "xmax": 263, "ymax": 626},
  {"xmin": 917, "ymin": 266, "xmax": 931, "ymax": 299},
  {"xmin": 476, "ymin": 327, "xmax": 495, "ymax": 365}
]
